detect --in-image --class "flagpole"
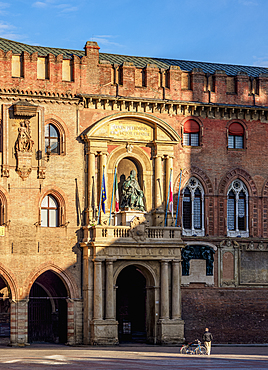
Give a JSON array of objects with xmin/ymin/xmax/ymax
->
[
  {"xmin": 175, "ymin": 169, "xmax": 182, "ymax": 227},
  {"xmin": 109, "ymin": 166, "xmax": 117, "ymax": 226},
  {"xmin": 92, "ymin": 176, "xmax": 95, "ymax": 220},
  {"xmin": 143, "ymin": 180, "xmax": 147, "ymax": 212},
  {"xmin": 97, "ymin": 165, "xmax": 105, "ymax": 225},
  {"xmin": 165, "ymin": 168, "xmax": 172, "ymax": 227}
]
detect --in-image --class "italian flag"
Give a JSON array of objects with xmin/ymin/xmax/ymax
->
[
  {"xmin": 115, "ymin": 173, "xmax": 119, "ymax": 212},
  {"xmin": 169, "ymin": 183, "xmax": 173, "ymax": 217}
]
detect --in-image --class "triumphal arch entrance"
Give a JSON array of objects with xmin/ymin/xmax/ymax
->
[{"xmin": 81, "ymin": 112, "xmax": 185, "ymax": 345}]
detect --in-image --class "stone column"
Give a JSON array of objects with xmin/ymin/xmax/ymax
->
[
  {"xmin": 18, "ymin": 298, "xmax": 28, "ymax": 345},
  {"xmin": 9, "ymin": 299, "xmax": 17, "ymax": 345},
  {"xmin": 172, "ymin": 260, "xmax": 181, "ymax": 319},
  {"xmin": 165, "ymin": 156, "xmax": 173, "ymax": 225},
  {"xmin": 66, "ymin": 298, "xmax": 75, "ymax": 345},
  {"xmin": 93, "ymin": 259, "xmax": 103, "ymax": 320},
  {"xmin": 82, "ymin": 245, "xmax": 89, "ymax": 344},
  {"xmin": 160, "ymin": 260, "xmax": 169, "ymax": 319},
  {"xmin": 154, "ymin": 155, "xmax": 162, "ymax": 210},
  {"xmin": 105, "ymin": 259, "xmax": 114, "ymax": 320},
  {"xmin": 165, "ymin": 156, "xmax": 172, "ymax": 204}
]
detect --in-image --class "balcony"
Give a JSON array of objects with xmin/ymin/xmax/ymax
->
[{"xmin": 83, "ymin": 225, "xmax": 182, "ymax": 246}]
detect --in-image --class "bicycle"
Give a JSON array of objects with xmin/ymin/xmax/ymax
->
[{"xmin": 180, "ymin": 339, "xmax": 207, "ymax": 355}]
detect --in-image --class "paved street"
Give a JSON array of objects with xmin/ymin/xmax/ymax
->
[{"xmin": 0, "ymin": 344, "xmax": 267, "ymax": 370}]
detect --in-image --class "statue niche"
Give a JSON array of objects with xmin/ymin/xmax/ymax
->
[
  {"xmin": 120, "ymin": 170, "xmax": 145, "ymax": 212},
  {"xmin": 15, "ymin": 119, "xmax": 34, "ymax": 180}
]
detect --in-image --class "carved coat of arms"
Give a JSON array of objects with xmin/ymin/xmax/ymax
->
[{"xmin": 130, "ymin": 216, "xmax": 147, "ymax": 242}]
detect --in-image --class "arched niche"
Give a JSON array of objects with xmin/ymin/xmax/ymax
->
[
  {"xmin": 107, "ymin": 146, "xmax": 152, "ymax": 212},
  {"xmin": 82, "ymin": 112, "xmax": 181, "ymax": 219}
]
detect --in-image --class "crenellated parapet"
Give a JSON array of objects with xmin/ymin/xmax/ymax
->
[{"xmin": 0, "ymin": 38, "xmax": 268, "ymax": 108}]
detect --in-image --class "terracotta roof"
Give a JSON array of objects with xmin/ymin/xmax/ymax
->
[{"xmin": 0, "ymin": 37, "xmax": 267, "ymax": 77}]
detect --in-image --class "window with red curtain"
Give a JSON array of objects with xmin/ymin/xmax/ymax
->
[
  {"xmin": 228, "ymin": 123, "xmax": 244, "ymax": 149},
  {"xmin": 183, "ymin": 120, "xmax": 200, "ymax": 146}
]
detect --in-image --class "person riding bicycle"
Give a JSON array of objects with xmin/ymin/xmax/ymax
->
[{"xmin": 202, "ymin": 328, "xmax": 213, "ymax": 355}]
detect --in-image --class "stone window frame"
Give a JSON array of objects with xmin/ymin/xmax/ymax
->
[
  {"xmin": 226, "ymin": 120, "xmax": 247, "ymax": 151},
  {"xmin": 182, "ymin": 176, "xmax": 205, "ymax": 237},
  {"xmin": 45, "ymin": 119, "xmax": 66, "ymax": 156},
  {"xmin": 0, "ymin": 191, "xmax": 7, "ymax": 226},
  {"xmin": 227, "ymin": 179, "xmax": 249, "ymax": 237},
  {"xmin": 181, "ymin": 117, "xmax": 203, "ymax": 148},
  {"xmin": 39, "ymin": 190, "xmax": 66, "ymax": 227},
  {"xmin": 40, "ymin": 194, "xmax": 59, "ymax": 227}
]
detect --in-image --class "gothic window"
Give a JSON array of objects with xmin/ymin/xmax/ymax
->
[
  {"xmin": 228, "ymin": 122, "xmax": 244, "ymax": 149},
  {"xmin": 182, "ymin": 177, "xmax": 205, "ymax": 236},
  {"xmin": 45, "ymin": 124, "xmax": 60, "ymax": 154},
  {"xmin": 183, "ymin": 120, "xmax": 200, "ymax": 146},
  {"xmin": 41, "ymin": 195, "xmax": 59, "ymax": 227},
  {"xmin": 227, "ymin": 179, "xmax": 249, "ymax": 237}
]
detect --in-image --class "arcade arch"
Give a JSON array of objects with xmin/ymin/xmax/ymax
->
[{"xmin": 28, "ymin": 270, "xmax": 68, "ymax": 343}]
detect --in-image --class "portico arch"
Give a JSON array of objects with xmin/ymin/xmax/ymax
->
[
  {"xmin": 26, "ymin": 263, "xmax": 79, "ymax": 345},
  {"xmin": 0, "ymin": 265, "xmax": 18, "ymax": 345},
  {"xmin": 114, "ymin": 261, "xmax": 157, "ymax": 343}
]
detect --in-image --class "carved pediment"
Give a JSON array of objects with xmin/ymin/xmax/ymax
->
[
  {"xmin": 13, "ymin": 101, "xmax": 38, "ymax": 117},
  {"xmin": 83, "ymin": 112, "xmax": 181, "ymax": 144}
]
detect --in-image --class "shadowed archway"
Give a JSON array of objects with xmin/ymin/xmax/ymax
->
[
  {"xmin": 28, "ymin": 270, "xmax": 68, "ymax": 343},
  {"xmin": 116, "ymin": 265, "xmax": 147, "ymax": 343}
]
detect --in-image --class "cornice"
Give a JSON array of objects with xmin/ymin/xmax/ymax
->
[
  {"xmin": 0, "ymin": 90, "xmax": 81, "ymax": 106},
  {"xmin": 78, "ymin": 93, "xmax": 268, "ymax": 122}
]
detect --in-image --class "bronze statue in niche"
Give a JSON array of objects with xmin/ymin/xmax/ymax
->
[{"xmin": 120, "ymin": 170, "xmax": 145, "ymax": 211}]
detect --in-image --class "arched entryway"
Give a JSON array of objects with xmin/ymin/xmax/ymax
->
[
  {"xmin": 116, "ymin": 265, "xmax": 155, "ymax": 343},
  {"xmin": 28, "ymin": 270, "xmax": 67, "ymax": 343},
  {"xmin": 0, "ymin": 275, "xmax": 10, "ymax": 345}
]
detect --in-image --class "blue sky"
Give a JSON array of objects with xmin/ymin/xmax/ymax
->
[{"xmin": 1, "ymin": 0, "xmax": 268, "ymax": 67}]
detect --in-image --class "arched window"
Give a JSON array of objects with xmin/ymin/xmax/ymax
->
[
  {"xmin": 182, "ymin": 177, "xmax": 205, "ymax": 236},
  {"xmin": 227, "ymin": 179, "xmax": 249, "ymax": 237},
  {"xmin": 41, "ymin": 195, "xmax": 59, "ymax": 227},
  {"xmin": 45, "ymin": 124, "xmax": 60, "ymax": 154},
  {"xmin": 183, "ymin": 120, "xmax": 200, "ymax": 146},
  {"xmin": 228, "ymin": 123, "xmax": 244, "ymax": 149}
]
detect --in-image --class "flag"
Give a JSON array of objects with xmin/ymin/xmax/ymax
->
[
  {"xmin": 169, "ymin": 180, "xmax": 173, "ymax": 217},
  {"xmin": 115, "ymin": 173, "xmax": 119, "ymax": 212},
  {"xmin": 101, "ymin": 172, "xmax": 107, "ymax": 213}
]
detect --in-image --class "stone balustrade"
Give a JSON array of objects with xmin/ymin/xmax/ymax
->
[{"xmin": 83, "ymin": 225, "xmax": 181, "ymax": 243}]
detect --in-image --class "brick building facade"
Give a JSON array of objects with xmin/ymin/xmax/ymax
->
[{"xmin": 0, "ymin": 37, "xmax": 267, "ymax": 345}]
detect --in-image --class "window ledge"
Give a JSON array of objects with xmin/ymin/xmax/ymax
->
[
  {"xmin": 227, "ymin": 148, "xmax": 245, "ymax": 151},
  {"xmin": 182, "ymin": 229, "xmax": 205, "ymax": 237},
  {"xmin": 183, "ymin": 145, "xmax": 202, "ymax": 149},
  {"xmin": 227, "ymin": 231, "xmax": 249, "ymax": 238}
]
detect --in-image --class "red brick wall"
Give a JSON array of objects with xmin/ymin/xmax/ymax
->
[
  {"xmin": 182, "ymin": 287, "xmax": 268, "ymax": 344},
  {"xmin": 1, "ymin": 42, "xmax": 268, "ymax": 106}
]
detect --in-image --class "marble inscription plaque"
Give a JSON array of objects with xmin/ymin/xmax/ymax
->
[{"xmin": 109, "ymin": 121, "xmax": 152, "ymax": 141}]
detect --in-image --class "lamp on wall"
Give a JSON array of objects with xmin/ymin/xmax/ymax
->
[{"xmin": 46, "ymin": 145, "xmax": 51, "ymax": 161}]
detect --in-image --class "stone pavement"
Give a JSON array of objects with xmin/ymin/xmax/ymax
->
[{"xmin": 0, "ymin": 344, "xmax": 267, "ymax": 369}]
